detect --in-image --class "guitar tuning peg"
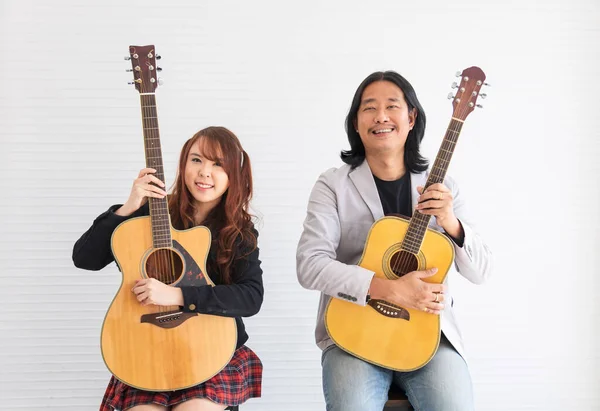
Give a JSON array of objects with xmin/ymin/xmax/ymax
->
[
  {"xmin": 126, "ymin": 69, "xmax": 133, "ymax": 72},
  {"xmin": 484, "ymin": 82, "xmax": 491, "ymax": 87},
  {"xmin": 479, "ymin": 93, "xmax": 487, "ymax": 99},
  {"xmin": 156, "ymin": 55, "xmax": 162, "ymax": 60},
  {"xmin": 128, "ymin": 81, "xmax": 135, "ymax": 85},
  {"xmin": 455, "ymin": 71, "xmax": 462, "ymax": 77},
  {"xmin": 447, "ymin": 92, "xmax": 455, "ymax": 100},
  {"xmin": 451, "ymin": 82, "xmax": 459, "ymax": 89},
  {"xmin": 157, "ymin": 67, "xmax": 163, "ymax": 72},
  {"xmin": 476, "ymin": 104, "xmax": 483, "ymax": 109}
]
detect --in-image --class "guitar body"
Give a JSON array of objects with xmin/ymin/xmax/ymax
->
[
  {"xmin": 101, "ymin": 216, "xmax": 237, "ymax": 391},
  {"xmin": 325, "ymin": 216, "xmax": 454, "ymax": 371}
]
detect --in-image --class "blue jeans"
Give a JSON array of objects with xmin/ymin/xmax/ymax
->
[{"xmin": 321, "ymin": 334, "xmax": 474, "ymax": 411}]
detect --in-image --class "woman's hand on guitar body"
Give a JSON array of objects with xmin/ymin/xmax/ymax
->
[
  {"xmin": 115, "ymin": 168, "xmax": 168, "ymax": 216},
  {"xmin": 369, "ymin": 268, "xmax": 446, "ymax": 315},
  {"xmin": 132, "ymin": 278, "xmax": 184, "ymax": 307}
]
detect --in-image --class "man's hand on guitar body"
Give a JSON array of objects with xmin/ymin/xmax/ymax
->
[{"xmin": 368, "ymin": 268, "xmax": 446, "ymax": 315}]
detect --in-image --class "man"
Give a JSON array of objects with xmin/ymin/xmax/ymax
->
[{"xmin": 296, "ymin": 71, "xmax": 492, "ymax": 411}]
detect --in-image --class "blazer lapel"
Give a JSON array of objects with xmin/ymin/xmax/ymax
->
[{"xmin": 349, "ymin": 161, "xmax": 384, "ymax": 221}]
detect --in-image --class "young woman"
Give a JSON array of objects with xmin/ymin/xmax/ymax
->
[{"xmin": 73, "ymin": 126, "xmax": 263, "ymax": 411}]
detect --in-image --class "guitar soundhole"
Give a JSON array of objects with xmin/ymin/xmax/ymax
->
[
  {"xmin": 145, "ymin": 249, "xmax": 184, "ymax": 285},
  {"xmin": 389, "ymin": 250, "xmax": 418, "ymax": 277}
]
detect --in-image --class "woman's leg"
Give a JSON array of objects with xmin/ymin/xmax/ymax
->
[{"xmin": 172, "ymin": 398, "xmax": 227, "ymax": 411}]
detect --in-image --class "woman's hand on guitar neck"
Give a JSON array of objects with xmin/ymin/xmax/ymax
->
[
  {"xmin": 368, "ymin": 268, "xmax": 446, "ymax": 315},
  {"xmin": 115, "ymin": 168, "xmax": 168, "ymax": 216}
]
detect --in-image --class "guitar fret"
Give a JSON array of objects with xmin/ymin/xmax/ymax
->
[
  {"xmin": 404, "ymin": 237, "xmax": 422, "ymax": 246},
  {"xmin": 404, "ymin": 232, "xmax": 423, "ymax": 240},
  {"xmin": 139, "ymin": 93, "xmax": 175, "ymax": 249},
  {"xmin": 402, "ymin": 241, "xmax": 421, "ymax": 251}
]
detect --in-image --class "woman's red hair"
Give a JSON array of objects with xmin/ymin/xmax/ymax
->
[{"xmin": 168, "ymin": 126, "xmax": 256, "ymax": 284}]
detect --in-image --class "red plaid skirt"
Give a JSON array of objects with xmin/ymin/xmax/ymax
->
[{"xmin": 99, "ymin": 345, "xmax": 262, "ymax": 410}]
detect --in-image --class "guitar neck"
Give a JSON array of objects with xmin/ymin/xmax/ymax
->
[
  {"xmin": 402, "ymin": 118, "xmax": 464, "ymax": 254},
  {"xmin": 424, "ymin": 117, "xmax": 464, "ymax": 190},
  {"xmin": 140, "ymin": 94, "xmax": 172, "ymax": 248}
]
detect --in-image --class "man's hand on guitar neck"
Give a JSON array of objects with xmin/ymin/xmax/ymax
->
[
  {"xmin": 368, "ymin": 268, "xmax": 446, "ymax": 315},
  {"xmin": 415, "ymin": 183, "xmax": 465, "ymax": 245}
]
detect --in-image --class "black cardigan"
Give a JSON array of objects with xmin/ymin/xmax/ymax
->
[{"xmin": 72, "ymin": 203, "xmax": 264, "ymax": 349}]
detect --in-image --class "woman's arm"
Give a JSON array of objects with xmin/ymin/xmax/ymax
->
[{"xmin": 180, "ymin": 233, "xmax": 264, "ymax": 318}]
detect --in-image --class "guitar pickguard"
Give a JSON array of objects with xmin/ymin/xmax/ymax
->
[{"xmin": 172, "ymin": 240, "xmax": 209, "ymax": 287}]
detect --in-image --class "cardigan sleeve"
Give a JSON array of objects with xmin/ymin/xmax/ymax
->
[
  {"xmin": 180, "ymin": 230, "xmax": 264, "ymax": 318},
  {"xmin": 72, "ymin": 203, "xmax": 149, "ymax": 270}
]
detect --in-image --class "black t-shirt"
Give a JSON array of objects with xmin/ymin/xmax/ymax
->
[{"xmin": 373, "ymin": 172, "xmax": 412, "ymax": 217}]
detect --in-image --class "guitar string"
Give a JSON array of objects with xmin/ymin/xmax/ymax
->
[
  {"xmin": 392, "ymin": 81, "xmax": 478, "ymax": 277},
  {"xmin": 392, "ymin": 120, "xmax": 461, "ymax": 275},
  {"xmin": 142, "ymin": 76, "xmax": 175, "ymax": 313}
]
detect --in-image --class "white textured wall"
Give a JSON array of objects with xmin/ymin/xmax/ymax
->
[{"xmin": 1, "ymin": 0, "xmax": 599, "ymax": 409}]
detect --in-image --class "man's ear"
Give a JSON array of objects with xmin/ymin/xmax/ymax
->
[{"xmin": 409, "ymin": 109, "xmax": 417, "ymax": 130}]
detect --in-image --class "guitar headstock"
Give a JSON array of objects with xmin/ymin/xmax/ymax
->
[
  {"xmin": 447, "ymin": 66, "xmax": 488, "ymax": 120},
  {"xmin": 126, "ymin": 45, "xmax": 162, "ymax": 93}
]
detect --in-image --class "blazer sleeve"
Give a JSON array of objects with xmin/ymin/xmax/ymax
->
[
  {"xmin": 445, "ymin": 176, "xmax": 493, "ymax": 284},
  {"xmin": 296, "ymin": 170, "xmax": 374, "ymax": 306},
  {"xmin": 179, "ymin": 230, "xmax": 264, "ymax": 318},
  {"xmin": 72, "ymin": 204, "xmax": 149, "ymax": 271}
]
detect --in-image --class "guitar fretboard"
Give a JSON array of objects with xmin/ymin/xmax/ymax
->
[
  {"xmin": 402, "ymin": 118, "xmax": 464, "ymax": 253},
  {"xmin": 140, "ymin": 94, "xmax": 171, "ymax": 248}
]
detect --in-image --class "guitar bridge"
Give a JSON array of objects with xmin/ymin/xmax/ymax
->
[
  {"xmin": 367, "ymin": 300, "xmax": 410, "ymax": 321},
  {"xmin": 140, "ymin": 310, "xmax": 197, "ymax": 329}
]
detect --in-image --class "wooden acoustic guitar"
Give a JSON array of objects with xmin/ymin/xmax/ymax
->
[
  {"xmin": 325, "ymin": 67, "xmax": 487, "ymax": 371},
  {"xmin": 100, "ymin": 45, "xmax": 237, "ymax": 391}
]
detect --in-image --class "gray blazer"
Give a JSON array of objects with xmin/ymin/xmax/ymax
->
[{"xmin": 296, "ymin": 160, "xmax": 493, "ymax": 360}]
